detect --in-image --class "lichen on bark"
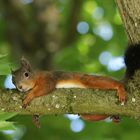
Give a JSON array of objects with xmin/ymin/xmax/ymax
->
[{"xmin": 0, "ymin": 72, "xmax": 140, "ymax": 120}]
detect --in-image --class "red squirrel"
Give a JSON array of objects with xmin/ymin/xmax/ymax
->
[{"xmin": 12, "ymin": 44, "xmax": 139, "ymax": 127}]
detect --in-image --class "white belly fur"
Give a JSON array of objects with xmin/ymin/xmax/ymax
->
[{"xmin": 56, "ymin": 82, "xmax": 86, "ymax": 88}]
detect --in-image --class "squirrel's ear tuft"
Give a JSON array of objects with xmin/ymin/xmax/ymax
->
[{"xmin": 20, "ymin": 56, "xmax": 31, "ymax": 71}]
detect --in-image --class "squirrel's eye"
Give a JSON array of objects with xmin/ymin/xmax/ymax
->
[{"xmin": 24, "ymin": 72, "xmax": 29, "ymax": 77}]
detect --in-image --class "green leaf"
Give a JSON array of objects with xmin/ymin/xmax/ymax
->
[
  {"xmin": 0, "ymin": 56, "xmax": 10, "ymax": 75},
  {"xmin": 0, "ymin": 63, "xmax": 10, "ymax": 75},
  {"xmin": 0, "ymin": 121, "xmax": 16, "ymax": 130},
  {"xmin": 0, "ymin": 112, "xmax": 17, "ymax": 121}
]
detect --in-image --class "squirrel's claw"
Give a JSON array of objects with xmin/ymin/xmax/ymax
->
[
  {"xmin": 22, "ymin": 95, "xmax": 32, "ymax": 108},
  {"xmin": 118, "ymin": 93, "xmax": 125, "ymax": 105},
  {"xmin": 22, "ymin": 102, "xmax": 29, "ymax": 109},
  {"xmin": 116, "ymin": 85, "xmax": 126, "ymax": 105},
  {"xmin": 22, "ymin": 101, "xmax": 29, "ymax": 109}
]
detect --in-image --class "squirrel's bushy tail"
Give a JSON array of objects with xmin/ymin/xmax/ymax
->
[{"xmin": 124, "ymin": 44, "xmax": 140, "ymax": 79}]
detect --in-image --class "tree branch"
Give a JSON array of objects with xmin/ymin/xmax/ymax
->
[{"xmin": 1, "ymin": 72, "xmax": 140, "ymax": 120}]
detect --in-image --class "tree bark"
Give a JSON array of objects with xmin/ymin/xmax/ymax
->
[{"xmin": 115, "ymin": 0, "xmax": 140, "ymax": 43}]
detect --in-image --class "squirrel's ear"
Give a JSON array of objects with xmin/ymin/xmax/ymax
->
[{"xmin": 20, "ymin": 56, "xmax": 31, "ymax": 71}]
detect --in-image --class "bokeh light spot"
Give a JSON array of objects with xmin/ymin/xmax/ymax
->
[
  {"xmin": 99, "ymin": 51, "xmax": 112, "ymax": 65},
  {"xmin": 84, "ymin": 1, "xmax": 97, "ymax": 14},
  {"xmin": 93, "ymin": 23, "xmax": 113, "ymax": 41},
  {"xmin": 70, "ymin": 119, "xmax": 85, "ymax": 133},
  {"xmin": 4, "ymin": 75, "xmax": 16, "ymax": 89},
  {"xmin": 65, "ymin": 114, "xmax": 80, "ymax": 120},
  {"xmin": 20, "ymin": 0, "xmax": 33, "ymax": 4},
  {"xmin": 92, "ymin": 7, "xmax": 104, "ymax": 20},
  {"xmin": 107, "ymin": 56, "xmax": 125, "ymax": 71},
  {"xmin": 77, "ymin": 21, "xmax": 89, "ymax": 34}
]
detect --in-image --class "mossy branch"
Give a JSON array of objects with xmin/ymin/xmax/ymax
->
[{"xmin": 0, "ymin": 72, "xmax": 140, "ymax": 119}]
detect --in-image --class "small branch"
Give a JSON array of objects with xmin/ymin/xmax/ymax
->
[{"xmin": 0, "ymin": 72, "xmax": 140, "ymax": 120}]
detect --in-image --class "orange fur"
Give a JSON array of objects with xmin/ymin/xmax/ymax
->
[
  {"xmin": 81, "ymin": 114, "xmax": 109, "ymax": 121},
  {"xmin": 21, "ymin": 72, "xmax": 126, "ymax": 110},
  {"xmin": 12, "ymin": 59, "xmax": 126, "ymax": 122}
]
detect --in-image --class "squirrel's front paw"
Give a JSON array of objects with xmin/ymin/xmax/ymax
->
[
  {"xmin": 22, "ymin": 96, "xmax": 32, "ymax": 108},
  {"xmin": 22, "ymin": 102, "xmax": 29, "ymax": 109},
  {"xmin": 117, "ymin": 89, "xmax": 126, "ymax": 105},
  {"xmin": 22, "ymin": 99, "xmax": 30, "ymax": 108}
]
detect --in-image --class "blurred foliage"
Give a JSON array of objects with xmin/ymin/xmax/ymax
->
[
  {"xmin": 0, "ymin": 112, "xmax": 17, "ymax": 131},
  {"xmin": 0, "ymin": 0, "xmax": 138, "ymax": 140}
]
